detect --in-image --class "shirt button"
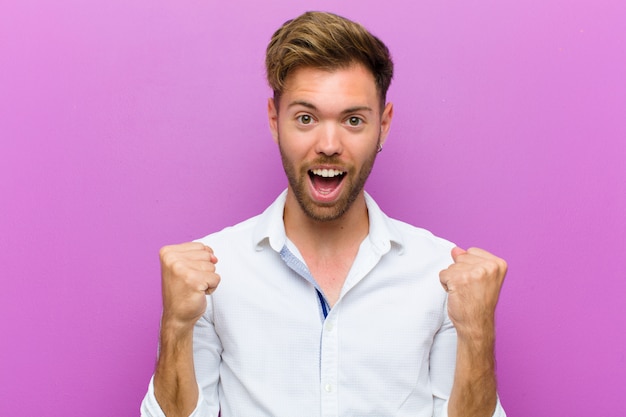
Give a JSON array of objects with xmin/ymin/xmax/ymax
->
[
  {"xmin": 324, "ymin": 383, "xmax": 333, "ymax": 393},
  {"xmin": 325, "ymin": 321, "xmax": 334, "ymax": 332}
]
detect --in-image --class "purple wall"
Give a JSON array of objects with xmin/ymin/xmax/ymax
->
[{"xmin": 1, "ymin": 1, "xmax": 624, "ymax": 415}]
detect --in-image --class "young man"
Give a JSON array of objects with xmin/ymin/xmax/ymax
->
[{"xmin": 142, "ymin": 11, "xmax": 507, "ymax": 417}]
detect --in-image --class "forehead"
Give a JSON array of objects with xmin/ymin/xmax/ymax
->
[{"xmin": 280, "ymin": 64, "xmax": 380, "ymax": 113}]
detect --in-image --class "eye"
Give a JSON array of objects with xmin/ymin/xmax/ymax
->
[
  {"xmin": 347, "ymin": 116, "xmax": 363, "ymax": 127},
  {"xmin": 297, "ymin": 114, "xmax": 313, "ymax": 125}
]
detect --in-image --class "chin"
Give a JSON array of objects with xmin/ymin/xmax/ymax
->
[{"xmin": 298, "ymin": 192, "xmax": 358, "ymax": 222}]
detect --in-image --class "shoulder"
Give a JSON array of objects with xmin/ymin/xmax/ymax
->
[
  {"xmin": 365, "ymin": 192, "xmax": 455, "ymax": 259},
  {"xmin": 383, "ymin": 216, "xmax": 456, "ymax": 270},
  {"xmin": 194, "ymin": 213, "xmax": 262, "ymax": 250},
  {"xmin": 390, "ymin": 217, "xmax": 454, "ymax": 250},
  {"xmin": 193, "ymin": 191, "xmax": 287, "ymax": 250}
]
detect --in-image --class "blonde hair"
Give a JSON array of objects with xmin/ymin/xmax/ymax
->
[{"xmin": 265, "ymin": 11, "xmax": 394, "ymax": 106}]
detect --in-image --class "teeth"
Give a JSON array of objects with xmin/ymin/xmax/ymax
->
[{"xmin": 312, "ymin": 169, "xmax": 344, "ymax": 178}]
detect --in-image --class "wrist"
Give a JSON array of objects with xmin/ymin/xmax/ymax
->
[
  {"xmin": 160, "ymin": 314, "xmax": 196, "ymax": 341},
  {"xmin": 453, "ymin": 314, "xmax": 495, "ymax": 341},
  {"xmin": 456, "ymin": 326, "xmax": 495, "ymax": 344},
  {"xmin": 455, "ymin": 323, "xmax": 496, "ymax": 367}
]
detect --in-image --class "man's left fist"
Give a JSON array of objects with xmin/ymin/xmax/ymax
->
[{"xmin": 439, "ymin": 247, "xmax": 507, "ymax": 337}]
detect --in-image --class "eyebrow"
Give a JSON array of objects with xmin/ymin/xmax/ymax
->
[{"xmin": 287, "ymin": 100, "xmax": 373, "ymax": 115}]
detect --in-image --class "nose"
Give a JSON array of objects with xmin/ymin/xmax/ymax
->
[{"xmin": 315, "ymin": 123, "xmax": 343, "ymax": 156}]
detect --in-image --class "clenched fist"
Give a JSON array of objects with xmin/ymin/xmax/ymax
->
[
  {"xmin": 439, "ymin": 247, "xmax": 507, "ymax": 338},
  {"xmin": 159, "ymin": 242, "xmax": 221, "ymax": 329}
]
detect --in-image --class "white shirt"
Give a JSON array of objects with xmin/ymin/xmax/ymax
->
[{"xmin": 141, "ymin": 190, "xmax": 506, "ymax": 416}]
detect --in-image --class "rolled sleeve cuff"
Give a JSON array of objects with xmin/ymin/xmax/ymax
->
[
  {"xmin": 441, "ymin": 396, "xmax": 506, "ymax": 417},
  {"xmin": 140, "ymin": 376, "xmax": 214, "ymax": 417}
]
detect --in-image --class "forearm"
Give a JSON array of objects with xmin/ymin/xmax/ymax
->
[
  {"xmin": 440, "ymin": 246, "xmax": 507, "ymax": 417},
  {"xmin": 153, "ymin": 321, "xmax": 199, "ymax": 417},
  {"xmin": 447, "ymin": 326, "xmax": 498, "ymax": 417}
]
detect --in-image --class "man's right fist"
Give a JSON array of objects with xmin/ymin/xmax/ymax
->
[{"xmin": 159, "ymin": 242, "xmax": 220, "ymax": 328}]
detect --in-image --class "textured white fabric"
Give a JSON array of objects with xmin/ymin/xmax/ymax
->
[{"xmin": 141, "ymin": 190, "xmax": 506, "ymax": 417}]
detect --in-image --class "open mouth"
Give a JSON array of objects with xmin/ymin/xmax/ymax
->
[{"xmin": 308, "ymin": 168, "xmax": 346, "ymax": 197}]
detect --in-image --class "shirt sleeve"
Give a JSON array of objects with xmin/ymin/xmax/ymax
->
[
  {"xmin": 140, "ymin": 296, "xmax": 222, "ymax": 417},
  {"xmin": 430, "ymin": 305, "xmax": 458, "ymax": 416},
  {"xmin": 429, "ymin": 299, "xmax": 507, "ymax": 417},
  {"xmin": 140, "ymin": 376, "xmax": 211, "ymax": 417},
  {"xmin": 438, "ymin": 397, "xmax": 507, "ymax": 417}
]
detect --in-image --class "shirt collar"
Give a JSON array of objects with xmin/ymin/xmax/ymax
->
[
  {"xmin": 252, "ymin": 189, "xmax": 405, "ymax": 254},
  {"xmin": 364, "ymin": 192, "xmax": 406, "ymax": 255}
]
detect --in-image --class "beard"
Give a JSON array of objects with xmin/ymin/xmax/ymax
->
[{"xmin": 278, "ymin": 137, "xmax": 380, "ymax": 222}]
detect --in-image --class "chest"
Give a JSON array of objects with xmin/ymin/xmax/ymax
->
[
  {"xmin": 305, "ymin": 255, "xmax": 354, "ymax": 307},
  {"xmin": 212, "ymin": 266, "xmax": 446, "ymax": 416}
]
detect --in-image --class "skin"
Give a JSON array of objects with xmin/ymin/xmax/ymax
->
[
  {"xmin": 441, "ymin": 246, "xmax": 507, "ymax": 416},
  {"xmin": 154, "ymin": 243, "xmax": 220, "ymax": 416},
  {"xmin": 153, "ymin": 63, "xmax": 506, "ymax": 416},
  {"xmin": 267, "ymin": 64, "xmax": 392, "ymax": 305}
]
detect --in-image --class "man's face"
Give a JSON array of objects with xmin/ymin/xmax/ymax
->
[{"xmin": 268, "ymin": 64, "xmax": 393, "ymax": 222}]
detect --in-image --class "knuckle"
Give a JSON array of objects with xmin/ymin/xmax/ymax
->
[
  {"xmin": 159, "ymin": 245, "xmax": 172, "ymax": 259},
  {"xmin": 193, "ymin": 242, "xmax": 206, "ymax": 251},
  {"xmin": 170, "ymin": 259, "xmax": 189, "ymax": 276},
  {"xmin": 160, "ymin": 252, "xmax": 175, "ymax": 267},
  {"xmin": 202, "ymin": 273, "xmax": 221, "ymax": 294},
  {"xmin": 470, "ymin": 258, "xmax": 495, "ymax": 276},
  {"xmin": 160, "ymin": 245, "xmax": 184, "ymax": 265},
  {"xmin": 484, "ymin": 260, "xmax": 499, "ymax": 274}
]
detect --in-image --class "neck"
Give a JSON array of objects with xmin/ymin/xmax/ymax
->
[{"xmin": 283, "ymin": 190, "xmax": 370, "ymax": 254}]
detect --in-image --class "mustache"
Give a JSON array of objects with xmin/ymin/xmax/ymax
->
[{"xmin": 308, "ymin": 156, "xmax": 344, "ymax": 166}]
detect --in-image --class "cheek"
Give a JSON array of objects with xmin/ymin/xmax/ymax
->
[
  {"xmin": 277, "ymin": 129, "xmax": 313, "ymax": 156},
  {"xmin": 346, "ymin": 134, "xmax": 380, "ymax": 157},
  {"xmin": 277, "ymin": 137, "xmax": 305, "ymax": 170}
]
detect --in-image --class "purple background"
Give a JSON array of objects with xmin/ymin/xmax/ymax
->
[{"xmin": 1, "ymin": 1, "xmax": 624, "ymax": 415}]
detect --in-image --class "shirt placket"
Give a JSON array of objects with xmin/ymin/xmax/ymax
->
[
  {"xmin": 279, "ymin": 240, "xmax": 386, "ymax": 417},
  {"xmin": 320, "ymin": 309, "xmax": 339, "ymax": 416}
]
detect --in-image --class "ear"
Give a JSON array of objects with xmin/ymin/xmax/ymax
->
[
  {"xmin": 267, "ymin": 97, "xmax": 279, "ymax": 143},
  {"xmin": 379, "ymin": 102, "xmax": 394, "ymax": 147}
]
